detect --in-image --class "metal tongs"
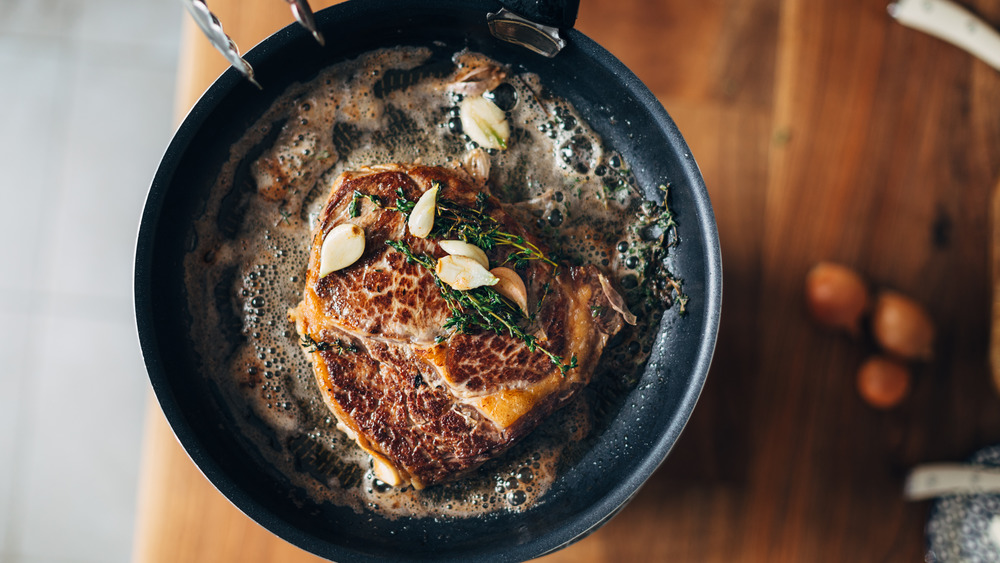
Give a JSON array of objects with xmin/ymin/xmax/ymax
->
[{"xmin": 181, "ymin": 0, "xmax": 325, "ymax": 89}]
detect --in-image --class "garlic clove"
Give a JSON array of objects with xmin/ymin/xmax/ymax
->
[
  {"xmin": 490, "ymin": 267, "xmax": 528, "ymax": 315},
  {"xmin": 371, "ymin": 453, "xmax": 403, "ymax": 487},
  {"xmin": 319, "ymin": 223, "xmax": 365, "ymax": 277},
  {"xmin": 460, "ymin": 96, "xmax": 509, "ymax": 150},
  {"xmin": 407, "ymin": 186, "xmax": 438, "ymax": 238},
  {"xmin": 438, "ymin": 239, "xmax": 489, "ymax": 269},
  {"xmin": 597, "ymin": 272, "xmax": 637, "ymax": 325},
  {"xmin": 436, "ymin": 254, "xmax": 498, "ymax": 290},
  {"xmin": 463, "ymin": 148, "xmax": 491, "ymax": 186}
]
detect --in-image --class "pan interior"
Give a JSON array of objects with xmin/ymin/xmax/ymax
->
[{"xmin": 136, "ymin": 0, "xmax": 719, "ymax": 560}]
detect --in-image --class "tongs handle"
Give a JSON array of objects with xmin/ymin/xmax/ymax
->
[
  {"xmin": 904, "ymin": 463, "xmax": 1000, "ymax": 500},
  {"xmin": 284, "ymin": 0, "xmax": 325, "ymax": 46},
  {"xmin": 181, "ymin": 0, "xmax": 325, "ymax": 88},
  {"xmin": 889, "ymin": 0, "xmax": 1000, "ymax": 72},
  {"xmin": 182, "ymin": 0, "xmax": 262, "ymax": 88}
]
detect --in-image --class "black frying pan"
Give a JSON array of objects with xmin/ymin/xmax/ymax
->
[{"xmin": 135, "ymin": 0, "xmax": 722, "ymax": 560}]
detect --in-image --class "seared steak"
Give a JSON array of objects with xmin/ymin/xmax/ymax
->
[{"xmin": 290, "ymin": 163, "xmax": 626, "ymax": 488}]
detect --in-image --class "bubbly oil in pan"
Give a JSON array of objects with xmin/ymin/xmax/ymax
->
[{"xmin": 183, "ymin": 46, "xmax": 682, "ymax": 519}]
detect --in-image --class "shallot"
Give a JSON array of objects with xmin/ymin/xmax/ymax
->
[
  {"xmin": 856, "ymin": 355, "xmax": 911, "ymax": 409},
  {"xmin": 804, "ymin": 262, "xmax": 870, "ymax": 336},
  {"xmin": 872, "ymin": 290, "xmax": 935, "ymax": 361}
]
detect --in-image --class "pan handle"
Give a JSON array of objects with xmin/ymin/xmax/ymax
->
[{"xmin": 498, "ymin": 0, "xmax": 580, "ymax": 29}]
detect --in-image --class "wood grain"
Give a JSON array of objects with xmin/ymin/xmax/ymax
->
[
  {"xmin": 134, "ymin": 0, "xmax": 1000, "ymax": 561},
  {"xmin": 994, "ymin": 172, "xmax": 1000, "ymax": 394}
]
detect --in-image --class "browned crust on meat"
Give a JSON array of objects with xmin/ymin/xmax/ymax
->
[
  {"xmin": 313, "ymin": 338, "xmax": 505, "ymax": 488},
  {"xmin": 291, "ymin": 163, "xmax": 625, "ymax": 488}
]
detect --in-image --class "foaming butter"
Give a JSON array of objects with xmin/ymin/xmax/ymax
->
[{"xmin": 183, "ymin": 46, "xmax": 674, "ymax": 519}]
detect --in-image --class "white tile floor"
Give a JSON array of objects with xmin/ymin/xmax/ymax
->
[{"xmin": 0, "ymin": 1, "xmax": 181, "ymax": 561}]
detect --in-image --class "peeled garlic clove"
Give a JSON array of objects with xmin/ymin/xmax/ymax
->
[
  {"xmin": 371, "ymin": 453, "xmax": 403, "ymax": 487},
  {"xmin": 490, "ymin": 267, "xmax": 528, "ymax": 315},
  {"xmin": 436, "ymin": 254, "xmax": 498, "ymax": 290},
  {"xmin": 319, "ymin": 223, "xmax": 365, "ymax": 277},
  {"xmin": 407, "ymin": 186, "xmax": 438, "ymax": 238},
  {"xmin": 460, "ymin": 96, "xmax": 509, "ymax": 150},
  {"xmin": 439, "ymin": 239, "xmax": 489, "ymax": 269}
]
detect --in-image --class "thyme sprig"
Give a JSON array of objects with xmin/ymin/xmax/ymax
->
[
  {"xmin": 535, "ymin": 281, "xmax": 552, "ymax": 320},
  {"xmin": 386, "ymin": 239, "xmax": 577, "ymax": 375},
  {"xmin": 638, "ymin": 184, "xmax": 679, "ymax": 248},
  {"xmin": 391, "ymin": 187, "xmax": 415, "ymax": 216},
  {"xmin": 349, "ymin": 184, "xmax": 556, "ymax": 269},
  {"xmin": 347, "ymin": 187, "xmax": 415, "ymax": 218},
  {"xmin": 348, "ymin": 190, "xmax": 382, "ymax": 218},
  {"xmin": 632, "ymin": 184, "xmax": 687, "ymax": 314},
  {"xmin": 431, "ymin": 190, "xmax": 557, "ymax": 270},
  {"xmin": 299, "ymin": 334, "xmax": 359, "ymax": 355}
]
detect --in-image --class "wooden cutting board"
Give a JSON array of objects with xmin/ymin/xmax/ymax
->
[
  {"xmin": 993, "ymin": 175, "xmax": 1000, "ymax": 392},
  {"xmin": 133, "ymin": 1, "xmax": 1000, "ymax": 561}
]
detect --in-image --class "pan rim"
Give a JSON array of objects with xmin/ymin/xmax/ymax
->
[{"xmin": 134, "ymin": 1, "xmax": 722, "ymax": 561}]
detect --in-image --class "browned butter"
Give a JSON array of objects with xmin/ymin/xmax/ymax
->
[{"xmin": 183, "ymin": 46, "xmax": 676, "ymax": 519}]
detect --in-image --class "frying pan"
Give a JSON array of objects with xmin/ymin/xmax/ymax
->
[{"xmin": 134, "ymin": 0, "xmax": 722, "ymax": 560}]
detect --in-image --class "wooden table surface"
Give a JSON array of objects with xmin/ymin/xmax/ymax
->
[{"xmin": 133, "ymin": 0, "xmax": 1000, "ymax": 561}]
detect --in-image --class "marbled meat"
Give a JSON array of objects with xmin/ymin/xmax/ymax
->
[{"xmin": 289, "ymin": 163, "xmax": 626, "ymax": 488}]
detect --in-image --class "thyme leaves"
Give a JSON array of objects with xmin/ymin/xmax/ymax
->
[
  {"xmin": 392, "ymin": 187, "xmax": 416, "ymax": 216},
  {"xmin": 429, "ymin": 189, "xmax": 557, "ymax": 270},
  {"xmin": 632, "ymin": 184, "xmax": 687, "ymax": 315},
  {"xmin": 386, "ymin": 239, "xmax": 576, "ymax": 375},
  {"xmin": 299, "ymin": 334, "xmax": 359, "ymax": 355},
  {"xmin": 348, "ymin": 183, "xmax": 556, "ymax": 269},
  {"xmin": 348, "ymin": 190, "xmax": 382, "ymax": 218},
  {"xmin": 347, "ymin": 186, "xmax": 416, "ymax": 219}
]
